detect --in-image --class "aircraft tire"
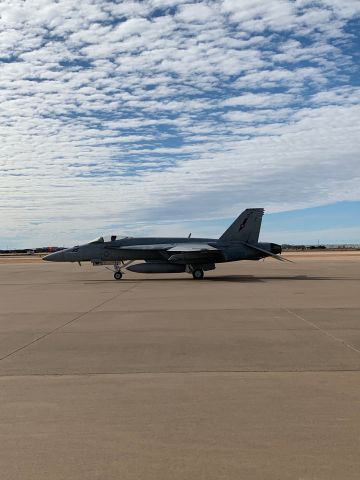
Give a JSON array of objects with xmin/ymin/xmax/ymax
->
[
  {"xmin": 114, "ymin": 271, "xmax": 123, "ymax": 280},
  {"xmin": 192, "ymin": 269, "xmax": 204, "ymax": 280}
]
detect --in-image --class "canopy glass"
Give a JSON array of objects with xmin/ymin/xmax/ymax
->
[{"xmin": 89, "ymin": 235, "xmax": 129, "ymax": 244}]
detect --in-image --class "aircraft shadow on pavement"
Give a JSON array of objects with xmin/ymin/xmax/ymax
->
[{"xmin": 84, "ymin": 275, "xmax": 350, "ymax": 284}]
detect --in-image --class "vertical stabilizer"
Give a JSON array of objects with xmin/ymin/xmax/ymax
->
[{"xmin": 219, "ymin": 208, "xmax": 264, "ymax": 243}]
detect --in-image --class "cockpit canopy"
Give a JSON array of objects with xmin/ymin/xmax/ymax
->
[{"xmin": 89, "ymin": 235, "xmax": 130, "ymax": 244}]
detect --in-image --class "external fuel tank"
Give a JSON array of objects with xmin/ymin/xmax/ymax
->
[{"xmin": 126, "ymin": 263, "xmax": 185, "ymax": 274}]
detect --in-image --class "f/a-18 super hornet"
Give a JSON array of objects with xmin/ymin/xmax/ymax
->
[{"xmin": 43, "ymin": 208, "xmax": 290, "ymax": 280}]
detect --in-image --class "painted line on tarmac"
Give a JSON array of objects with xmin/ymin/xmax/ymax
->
[{"xmin": 284, "ymin": 308, "xmax": 360, "ymax": 355}]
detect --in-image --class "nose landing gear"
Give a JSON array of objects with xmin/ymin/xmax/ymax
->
[
  {"xmin": 114, "ymin": 271, "xmax": 123, "ymax": 280},
  {"xmin": 108, "ymin": 260, "xmax": 135, "ymax": 280}
]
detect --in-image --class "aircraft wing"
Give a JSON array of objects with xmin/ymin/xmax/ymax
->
[
  {"xmin": 166, "ymin": 243, "xmax": 224, "ymax": 264},
  {"xmin": 167, "ymin": 243, "xmax": 218, "ymax": 252},
  {"xmin": 105, "ymin": 242, "xmax": 218, "ymax": 252},
  {"xmin": 105, "ymin": 242, "xmax": 224, "ymax": 264},
  {"xmin": 105, "ymin": 243, "xmax": 175, "ymax": 251}
]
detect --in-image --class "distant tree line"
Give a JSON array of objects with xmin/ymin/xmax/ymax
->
[
  {"xmin": 282, "ymin": 244, "xmax": 327, "ymax": 250},
  {"xmin": 0, "ymin": 247, "xmax": 64, "ymax": 255},
  {"xmin": 282, "ymin": 244, "xmax": 360, "ymax": 250}
]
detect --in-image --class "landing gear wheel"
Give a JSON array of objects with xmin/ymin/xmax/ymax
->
[
  {"xmin": 192, "ymin": 269, "xmax": 204, "ymax": 280},
  {"xmin": 114, "ymin": 271, "xmax": 123, "ymax": 280}
]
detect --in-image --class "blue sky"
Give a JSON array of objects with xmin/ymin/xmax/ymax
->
[{"xmin": 0, "ymin": 0, "xmax": 359, "ymax": 248}]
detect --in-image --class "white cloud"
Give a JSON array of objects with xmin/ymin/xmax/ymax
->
[
  {"xmin": 320, "ymin": 0, "xmax": 360, "ymax": 17},
  {"xmin": 176, "ymin": 3, "xmax": 216, "ymax": 23},
  {"xmin": 223, "ymin": 92, "xmax": 294, "ymax": 107},
  {"xmin": 0, "ymin": 0, "xmax": 359, "ymax": 246}
]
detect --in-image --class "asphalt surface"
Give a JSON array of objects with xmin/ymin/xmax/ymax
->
[{"xmin": 1, "ymin": 255, "xmax": 360, "ymax": 479}]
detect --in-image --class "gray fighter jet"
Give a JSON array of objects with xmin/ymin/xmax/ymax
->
[{"xmin": 43, "ymin": 208, "xmax": 290, "ymax": 280}]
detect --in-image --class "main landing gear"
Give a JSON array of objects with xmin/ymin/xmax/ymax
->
[
  {"xmin": 185, "ymin": 264, "xmax": 205, "ymax": 280},
  {"xmin": 192, "ymin": 268, "xmax": 204, "ymax": 280},
  {"xmin": 114, "ymin": 271, "xmax": 123, "ymax": 280}
]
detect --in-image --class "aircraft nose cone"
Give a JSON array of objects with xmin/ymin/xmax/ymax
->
[{"xmin": 43, "ymin": 251, "xmax": 65, "ymax": 262}]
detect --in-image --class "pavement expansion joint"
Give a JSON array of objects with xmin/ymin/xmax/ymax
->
[
  {"xmin": 284, "ymin": 307, "xmax": 360, "ymax": 355},
  {"xmin": 0, "ymin": 282, "xmax": 139, "ymax": 363},
  {"xmin": 2, "ymin": 369, "xmax": 360, "ymax": 378}
]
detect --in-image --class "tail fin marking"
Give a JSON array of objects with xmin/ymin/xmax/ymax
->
[{"xmin": 219, "ymin": 208, "xmax": 264, "ymax": 243}]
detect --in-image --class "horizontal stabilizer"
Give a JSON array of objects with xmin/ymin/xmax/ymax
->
[{"xmin": 245, "ymin": 243, "xmax": 293, "ymax": 263}]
